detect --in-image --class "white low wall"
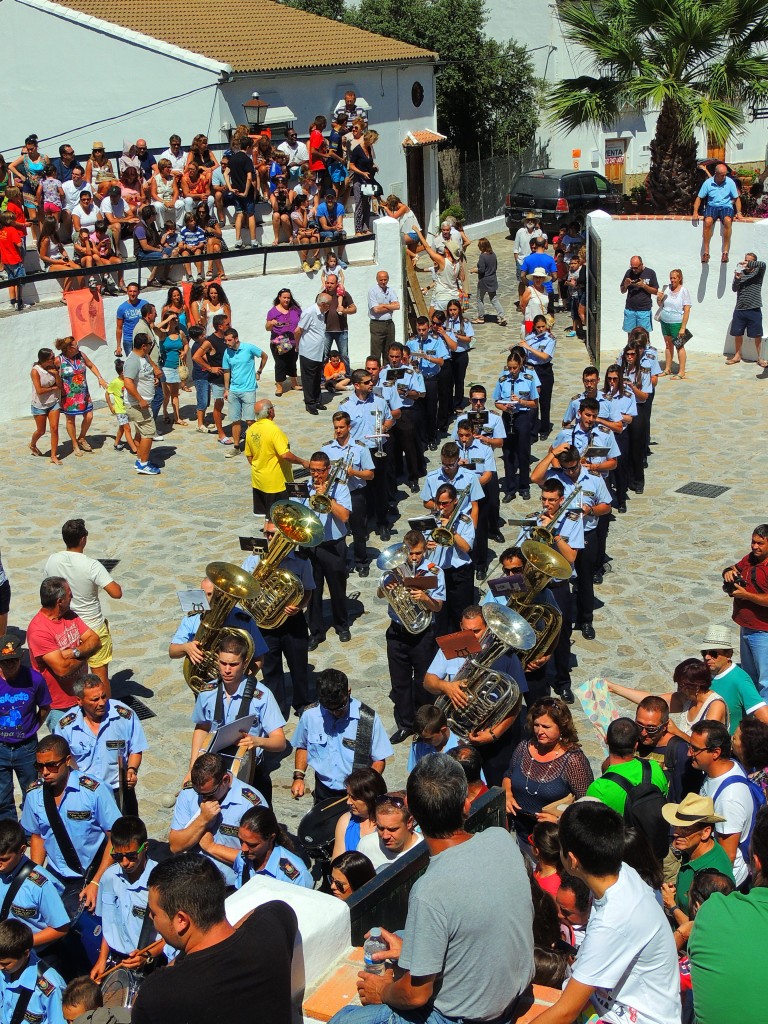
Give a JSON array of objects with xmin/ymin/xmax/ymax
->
[
  {"xmin": 0, "ymin": 219, "xmax": 404, "ymax": 424},
  {"xmin": 589, "ymin": 215, "xmax": 768, "ymax": 360}
]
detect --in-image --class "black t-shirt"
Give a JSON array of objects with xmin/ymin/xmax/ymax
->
[
  {"xmin": 205, "ymin": 333, "xmax": 227, "ymax": 384},
  {"xmin": 227, "ymin": 151, "xmax": 255, "ymax": 196},
  {"xmin": 131, "ymin": 901, "xmax": 297, "ymax": 1024},
  {"xmin": 620, "ymin": 265, "xmax": 658, "ymax": 311}
]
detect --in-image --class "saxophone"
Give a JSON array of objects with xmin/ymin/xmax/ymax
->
[
  {"xmin": 434, "ymin": 605, "xmax": 536, "ymax": 739},
  {"xmin": 243, "ymin": 500, "xmax": 324, "ymax": 630},
  {"xmin": 376, "ymin": 544, "xmax": 432, "ymax": 635}
]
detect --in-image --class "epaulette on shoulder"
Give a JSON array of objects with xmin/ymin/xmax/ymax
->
[
  {"xmin": 79, "ymin": 775, "xmax": 99, "ymax": 790},
  {"xmin": 116, "ymin": 704, "xmax": 133, "ymax": 719},
  {"xmin": 58, "ymin": 712, "xmax": 77, "ymax": 728}
]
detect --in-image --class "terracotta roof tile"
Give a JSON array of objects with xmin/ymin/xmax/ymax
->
[
  {"xmin": 49, "ymin": 0, "xmax": 437, "ymax": 72},
  {"xmin": 402, "ymin": 130, "xmax": 446, "ymax": 146}
]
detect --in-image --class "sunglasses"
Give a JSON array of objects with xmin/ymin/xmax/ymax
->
[
  {"xmin": 92, "ymin": 148, "xmax": 104, "ymax": 153},
  {"xmin": 636, "ymin": 721, "xmax": 665, "ymax": 734},
  {"xmin": 329, "ymin": 876, "xmax": 349, "ymax": 891},
  {"xmin": 375, "ymin": 794, "xmax": 406, "ymax": 808},
  {"xmin": 470, "ymin": 397, "xmax": 486, "ymax": 403},
  {"xmin": 110, "ymin": 842, "xmax": 147, "ymax": 863},
  {"xmin": 701, "ymin": 650, "xmax": 725, "ymax": 659},
  {"xmin": 35, "ymin": 757, "xmax": 67, "ymax": 772}
]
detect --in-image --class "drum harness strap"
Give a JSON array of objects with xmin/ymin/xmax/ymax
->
[
  {"xmin": 9, "ymin": 961, "xmax": 47, "ymax": 1024},
  {"xmin": 42, "ymin": 785, "xmax": 107, "ymax": 887},
  {"xmin": 0, "ymin": 860, "xmax": 34, "ymax": 921}
]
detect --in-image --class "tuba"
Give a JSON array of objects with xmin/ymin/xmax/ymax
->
[
  {"xmin": 506, "ymin": 540, "xmax": 571, "ymax": 665},
  {"xmin": 434, "ymin": 605, "xmax": 536, "ymax": 738},
  {"xmin": 376, "ymin": 544, "xmax": 432, "ymax": 635},
  {"xmin": 308, "ymin": 453, "xmax": 351, "ymax": 514},
  {"xmin": 431, "ymin": 484, "xmax": 472, "ymax": 547},
  {"xmin": 243, "ymin": 499, "xmax": 324, "ymax": 630},
  {"xmin": 183, "ymin": 562, "xmax": 262, "ymax": 696}
]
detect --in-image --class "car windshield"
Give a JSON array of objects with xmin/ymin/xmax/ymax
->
[{"xmin": 511, "ymin": 175, "xmax": 559, "ymax": 200}]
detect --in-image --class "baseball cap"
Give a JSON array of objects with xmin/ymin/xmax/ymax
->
[{"xmin": 0, "ymin": 635, "xmax": 23, "ymax": 661}]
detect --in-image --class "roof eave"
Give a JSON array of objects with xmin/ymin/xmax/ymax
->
[{"xmin": 227, "ymin": 55, "xmax": 439, "ymax": 76}]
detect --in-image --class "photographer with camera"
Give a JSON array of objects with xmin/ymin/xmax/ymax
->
[
  {"xmin": 723, "ymin": 525, "xmax": 768, "ymax": 697},
  {"xmin": 726, "ymin": 252, "xmax": 766, "ymax": 366}
]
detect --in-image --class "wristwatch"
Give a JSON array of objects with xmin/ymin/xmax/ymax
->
[{"xmin": 72, "ymin": 647, "xmax": 82, "ymax": 660}]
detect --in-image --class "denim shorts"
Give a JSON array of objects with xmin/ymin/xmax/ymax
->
[
  {"xmin": 31, "ymin": 402, "xmax": 60, "ymax": 415},
  {"xmin": 164, "ymin": 366, "xmax": 181, "ymax": 384},
  {"xmin": 194, "ymin": 378, "xmax": 210, "ymax": 411},
  {"xmin": 232, "ymin": 194, "xmax": 256, "ymax": 216},
  {"xmin": 210, "ymin": 382, "xmax": 225, "ymax": 401},
  {"xmin": 229, "ymin": 390, "xmax": 257, "ymax": 422},
  {"xmin": 6, "ymin": 263, "xmax": 26, "ymax": 280}
]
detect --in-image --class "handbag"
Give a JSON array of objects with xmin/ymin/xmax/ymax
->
[
  {"xmin": 674, "ymin": 328, "xmax": 692, "ymax": 350},
  {"xmin": 272, "ymin": 336, "xmax": 294, "ymax": 355},
  {"xmin": 178, "ymin": 358, "xmax": 190, "ymax": 382}
]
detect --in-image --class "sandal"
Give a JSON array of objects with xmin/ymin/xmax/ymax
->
[
  {"xmin": 78, "ymin": 438, "xmax": 93, "ymax": 452},
  {"xmin": 29, "ymin": 443, "xmax": 43, "ymax": 457},
  {"xmin": 659, "ymin": 370, "xmax": 672, "ymax": 376},
  {"xmin": 471, "ymin": 318, "xmax": 485, "ymax": 324},
  {"xmin": 275, "ymin": 386, "xmax": 283, "ymax": 397},
  {"xmin": 72, "ymin": 447, "xmax": 83, "ymax": 457},
  {"xmin": 498, "ymin": 319, "xmax": 508, "ymax": 326},
  {"xmin": 114, "ymin": 349, "xmax": 123, "ymax": 357},
  {"xmin": 701, "ymin": 253, "xmax": 710, "ymax": 263},
  {"xmin": 721, "ymin": 252, "xmax": 729, "ymax": 263}
]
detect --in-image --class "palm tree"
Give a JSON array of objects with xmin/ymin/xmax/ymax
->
[{"xmin": 546, "ymin": 0, "xmax": 768, "ymax": 211}]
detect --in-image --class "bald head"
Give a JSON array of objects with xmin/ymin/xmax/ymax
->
[{"xmin": 254, "ymin": 399, "xmax": 274, "ymax": 421}]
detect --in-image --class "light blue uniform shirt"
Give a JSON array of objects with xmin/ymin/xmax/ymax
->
[
  {"xmin": 97, "ymin": 857, "xmax": 160, "ymax": 956},
  {"xmin": 241, "ymin": 551, "xmax": 315, "ymax": 592},
  {"xmin": 456, "ymin": 438, "xmax": 497, "ymax": 476},
  {"xmin": 171, "ymin": 607, "xmax": 269, "ymax": 658},
  {"xmin": 383, "ymin": 558, "xmax": 446, "ymax": 627},
  {"xmin": 445, "ymin": 316, "xmax": 474, "ymax": 351},
  {"xmin": 0, "ymin": 952, "xmax": 65, "ymax": 1024},
  {"xmin": 293, "ymin": 698, "xmax": 393, "ymax": 790},
  {"xmin": 322, "ymin": 438, "xmax": 374, "ymax": 493},
  {"xmin": 54, "ymin": 701, "xmax": 147, "ymax": 790},
  {"xmin": 233, "ymin": 844, "xmax": 313, "ymax": 889},
  {"xmin": 621, "ymin": 366, "xmax": 653, "ymax": 403},
  {"xmin": 421, "ymin": 467, "xmax": 483, "ymax": 507},
  {"xmin": 407, "ymin": 334, "xmax": 449, "ymax": 379},
  {"xmin": 0, "ymin": 858, "xmax": 69, "ymax": 937},
  {"xmin": 380, "ymin": 364, "xmax": 425, "ymax": 409},
  {"xmin": 428, "ymin": 514, "xmax": 475, "ymax": 570},
  {"xmin": 407, "ymin": 730, "xmax": 461, "ymax": 772},
  {"xmin": 426, "ymin": 648, "xmax": 527, "ymax": 694},
  {"xmin": 514, "ymin": 508, "xmax": 585, "ymax": 574},
  {"xmin": 191, "ymin": 679, "xmax": 286, "ymax": 761},
  {"xmin": 21, "ymin": 771, "xmax": 120, "ymax": 885},
  {"xmin": 605, "ymin": 388, "xmax": 637, "ymax": 426},
  {"xmin": 552, "ymin": 424, "xmax": 620, "ymax": 465},
  {"xmin": 339, "ymin": 393, "xmax": 401, "ymax": 449},
  {"xmin": 523, "ymin": 330, "xmax": 556, "ymax": 365},
  {"xmin": 562, "ymin": 390, "xmax": 612, "ymax": 424},
  {"xmin": 452, "ymin": 410, "xmax": 505, "ymax": 444},
  {"xmin": 170, "ymin": 778, "xmax": 268, "ymax": 887},
  {"xmin": 493, "ymin": 371, "xmax": 539, "ymax": 412},
  {"xmin": 544, "ymin": 467, "xmax": 612, "ymax": 533},
  {"xmin": 301, "ymin": 482, "xmax": 352, "ymax": 541},
  {"xmin": 222, "ymin": 343, "xmax": 264, "ymax": 393},
  {"xmin": 698, "ymin": 175, "xmax": 738, "ymax": 207}
]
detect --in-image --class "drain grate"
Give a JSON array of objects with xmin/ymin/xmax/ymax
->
[
  {"xmin": 119, "ymin": 695, "xmax": 156, "ymax": 720},
  {"xmin": 98, "ymin": 559, "xmax": 120, "ymax": 572},
  {"xmin": 675, "ymin": 482, "xmax": 730, "ymax": 499}
]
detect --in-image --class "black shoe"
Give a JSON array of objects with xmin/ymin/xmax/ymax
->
[
  {"xmin": 389, "ymin": 727, "xmax": 413, "ymax": 744},
  {"xmin": 642, "ymin": 458, "xmax": 648, "ymax": 468},
  {"xmin": 592, "ymin": 571, "xmax": 603, "ymax": 586},
  {"xmin": 602, "ymin": 562, "xmax": 612, "ymax": 575},
  {"xmin": 308, "ymin": 634, "xmax": 324, "ymax": 651},
  {"xmin": 408, "ymin": 480, "xmax": 419, "ymax": 493},
  {"xmin": 556, "ymin": 685, "xmax": 575, "ymax": 705},
  {"xmin": 635, "ymin": 485, "xmax": 644, "ymax": 495},
  {"xmin": 338, "ymin": 629, "xmax": 351, "ymax": 643},
  {"xmin": 357, "ymin": 563, "xmax": 370, "ymax": 578},
  {"xmin": 538, "ymin": 430, "xmax": 551, "ymax": 441},
  {"xmin": 491, "ymin": 530, "xmax": 505, "ymax": 543},
  {"xmin": 581, "ymin": 623, "xmax": 596, "ymax": 640},
  {"xmin": 306, "ymin": 406, "xmax": 319, "ymax": 416},
  {"xmin": 502, "ymin": 492, "xmax": 516, "ymax": 504},
  {"xmin": 616, "ymin": 503, "xmax": 627, "ymax": 513},
  {"xmin": 378, "ymin": 526, "xmax": 392, "ymax": 542},
  {"xmin": 520, "ymin": 489, "xmax": 531, "ymax": 500},
  {"xmin": 428, "ymin": 441, "xmax": 439, "ymax": 451},
  {"xmin": 476, "ymin": 565, "xmax": 488, "ymax": 582}
]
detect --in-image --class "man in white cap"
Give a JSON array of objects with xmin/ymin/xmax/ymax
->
[
  {"xmin": 513, "ymin": 215, "xmax": 545, "ymax": 296},
  {"xmin": 700, "ymin": 623, "xmax": 768, "ymax": 735},
  {"xmin": 660, "ymin": 794, "xmax": 733, "ymax": 924}
]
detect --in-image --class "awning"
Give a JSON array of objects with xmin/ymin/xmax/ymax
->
[
  {"xmin": 264, "ymin": 105, "xmax": 296, "ymax": 126},
  {"xmin": 402, "ymin": 130, "xmax": 446, "ymax": 147}
]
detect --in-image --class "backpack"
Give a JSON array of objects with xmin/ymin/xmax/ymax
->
[
  {"xmin": 713, "ymin": 771, "xmax": 766, "ymax": 865},
  {"xmin": 603, "ymin": 759, "xmax": 670, "ymax": 859}
]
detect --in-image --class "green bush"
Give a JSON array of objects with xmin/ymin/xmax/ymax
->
[{"xmin": 440, "ymin": 204, "xmax": 466, "ymax": 225}]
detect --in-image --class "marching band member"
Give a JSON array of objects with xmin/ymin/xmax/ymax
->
[
  {"xmin": 518, "ymin": 314, "xmax": 557, "ymax": 439},
  {"xmin": 242, "ymin": 519, "xmax": 316, "ymax": 715},
  {"xmin": 291, "ymin": 669, "xmax": 392, "ymax": 804},
  {"xmin": 620, "ymin": 339, "xmax": 653, "ymax": 496},
  {"xmin": 423, "ymin": 604, "xmax": 526, "ymax": 785},
  {"xmin": 168, "ymin": 752, "xmax": 267, "ymax": 888},
  {"xmin": 168, "ymin": 576, "xmax": 268, "ymax": 669},
  {"xmin": 455, "ymin": 418, "xmax": 497, "ymax": 579},
  {"xmin": 561, "ymin": 365, "xmax": 613, "ymax": 426},
  {"xmin": 189, "ymin": 636, "xmax": 286, "ymax": 803},
  {"xmin": 421, "ymin": 442, "xmax": 483, "ymax": 528},
  {"xmin": 493, "ymin": 350, "xmax": 539, "ymax": 503},
  {"xmin": 339, "ymin": 368, "xmax": 400, "ymax": 543},
  {"xmin": 601, "ymin": 364, "xmax": 637, "ymax": 514},
  {"xmin": 380, "ymin": 530, "xmax": 445, "ymax": 744},
  {"xmin": 323, "ymin": 411, "xmax": 374, "ymax": 577},
  {"xmin": 552, "ymin": 398, "xmax": 620, "ymax": 476},
  {"xmin": 514, "ymin": 478, "xmax": 585, "ymax": 703},
  {"xmin": 233, "ymin": 806, "xmax": 312, "ymax": 890},
  {"xmin": 0, "ymin": 820, "xmax": 69, "ymax": 950},
  {"xmin": 406, "ymin": 315, "xmax": 449, "ymax": 452},
  {"xmin": 453, "ymin": 384, "xmax": 506, "ymax": 451},
  {"xmin": 381, "ymin": 342, "xmax": 425, "ymax": 492},
  {"xmin": 302, "ymin": 451, "xmax": 352, "ymax": 649},
  {"xmin": 427, "ymin": 483, "xmax": 476, "ymax": 635}
]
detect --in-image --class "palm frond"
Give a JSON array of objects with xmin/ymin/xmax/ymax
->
[{"xmin": 545, "ymin": 77, "xmax": 624, "ymax": 132}]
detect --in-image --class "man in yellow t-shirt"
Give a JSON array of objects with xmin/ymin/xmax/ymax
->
[{"xmin": 244, "ymin": 400, "xmax": 309, "ymax": 515}]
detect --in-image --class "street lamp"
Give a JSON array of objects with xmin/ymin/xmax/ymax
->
[{"xmin": 242, "ymin": 92, "xmax": 270, "ymax": 130}]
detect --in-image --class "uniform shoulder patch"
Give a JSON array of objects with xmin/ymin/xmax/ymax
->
[
  {"xmin": 355, "ymin": 439, "xmax": 366, "ymax": 447},
  {"xmin": 10, "ymin": 903, "xmax": 36, "ymax": 918},
  {"xmin": 242, "ymin": 788, "xmax": 262, "ymax": 805},
  {"xmin": 459, "ymin": 513, "xmax": 472, "ymax": 524},
  {"xmin": 253, "ymin": 688, "xmax": 263, "ymax": 700},
  {"xmin": 566, "ymin": 511, "xmax": 581, "ymax": 521},
  {"xmin": 27, "ymin": 869, "xmax": 47, "ymax": 887},
  {"xmin": 571, "ymin": 393, "xmax": 581, "ymax": 400},
  {"xmin": 302, "ymin": 702, "xmax": 319, "ymax": 711},
  {"xmin": 26, "ymin": 779, "xmax": 43, "ymax": 793},
  {"xmin": 79, "ymin": 775, "xmax": 99, "ymax": 790},
  {"xmin": 523, "ymin": 373, "xmax": 533, "ymax": 380},
  {"xmin": 116, "ymin": 704, "xmax": 133, "ymax": 720},
  {"xmin": 58, "ymin": 712, "xmax": 77, "ymax": 728},
  {"xmin": 199, "ymin": 681, "xmax": 217, "ymax": 692},
  {"xmin": 37, "ymin": 974, "xmax": 55, "ymax": 997},
  {"xmin": 279, "ymin": 857, "xmax": 300, "ymax": 881},
  {"xmin": 182, "ymin": 780, "xmax": 194, "ymax": 790}
]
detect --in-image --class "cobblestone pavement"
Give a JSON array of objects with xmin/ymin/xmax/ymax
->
[{"xmin": 2, "ymin": 231, "xmax": 765, "ymax": 838}]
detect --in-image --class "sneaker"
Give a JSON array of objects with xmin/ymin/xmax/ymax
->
[
  {"xmin": 224, "ymin": 446, "xmax": 240, "ymax": 459},
  {"xmin": 152, "ymin": 434, "xmax": 164, "ymax": 442},
  {"xmin": 313, "ymin": 260, "xmax": 322, "ymax": 271},
  {"xmin": 88, "ymin": 276, "xmax": 98, "ymax": 289},
  {"xmin": 135, "ymin": 461, "xmax": 161, "ymax": 475},
  {"xmin": 565, "ymin": 330, "xmax": 577, "ymax": 337},
  {"xmin": 234, "ymin": 240, "xmax": 244, "ymax": 249},
  {"xmin": 114, "ymin": 442, "xmax": 126, "ymax": 451},
  {"xmin": 302, "ymin": 261, "xmax": 311, "ymax": 272}
]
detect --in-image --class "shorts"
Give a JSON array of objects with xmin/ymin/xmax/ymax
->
[
  {"xmin": 210, "ymin": 383, "xmax": 225, "ymax": 401},
  {"xmin": 43, "ymin": 202, "xmax": 62, "ymax": 215},
  {"xmin": 116, "ymin": 412, "xmax": 129, "ymax": 426},
  {"xmin": 164, "ymin": 366, "xmax": 181, "ymax": 384},
  {"xmin": 660, "ymin": 320, "xmax": 682, "ymax": 339},
  {"xmin": 704, "ymin": 204, "xmax": 733, "ymax": 222},
  {"xmin": 88, "ymin": 619, "xmax": 114, "ymax": 668},
  {"xmin": 31, "ymin": 402, "xmax": 60, "ymax": 415},
  {"xmin": 730, "ymin": 307, "xmax": 763, "ymax": 338},
  {"xmin": 232, "ymin": 194, "xmax": 256, "ymax": 216},
  {"xmin": 622, "ymin": 309, "xmax": 653, "ymax": 333},
  {"xmin": 194, "ymin": 378, "xmax": 210, "ymax": 411},
  {"xmin": 329, "ymin": 163, "xmax": 348, "ymax": 184},
  {"xmin": 0, "ymin": 579, "xmax": 10, "ymax": 616},
  {"xmin": 6, "ymin": 263, "xmax": 26, "ymax": 280},
  {"xmin": 125, "ymin": 403, "xmax": 157, "ymax": 438},
  {"xmin": 229, "ymin": 390, "xmax": 257, "ymax": 422},
  {"xmin": 407, "ymin": 231, "xmax": 419, "ymax": 242}
]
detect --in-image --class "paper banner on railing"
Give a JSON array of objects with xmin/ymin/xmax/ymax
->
[
  {"xmin": 64, "ymin": 288, "xmax": 106, "ymax": 343},
  {"xmin": 571, "ymin": 677, "xmax": 622, "ymax": 748}
]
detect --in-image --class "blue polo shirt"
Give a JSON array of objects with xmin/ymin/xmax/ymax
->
[
  {"xmin": 698, "ymin": 176, "xmax": 738, "ymax": 208},
  {"xmin": 222, "ymin": 343, "xmax": 264, "ymax": 393}
]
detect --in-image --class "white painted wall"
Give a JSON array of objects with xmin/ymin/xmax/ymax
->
[
  {"xmin": 0, "ymin": 220, "xmax": 405, "ymax": 424},
  {"xmin": 589, "ymin": 215, "xmax": 768, "ymax": 361}
]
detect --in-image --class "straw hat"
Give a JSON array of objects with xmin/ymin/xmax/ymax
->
[{"xmin": 661, "ymin": 793, "xmax": 726, "ymax": 827}]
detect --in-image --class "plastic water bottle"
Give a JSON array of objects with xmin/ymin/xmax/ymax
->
[{"xmin": 363, "ymin": 927, "xmax": 389, "ymax": 974}]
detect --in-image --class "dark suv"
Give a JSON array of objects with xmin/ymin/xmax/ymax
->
[{"xmin": 504, "ymin": 168, "xmax": 623, "ymax": 234}]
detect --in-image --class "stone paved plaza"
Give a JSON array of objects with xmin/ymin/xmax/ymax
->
[{"xmin": 2, "ymin": 232, "xmax": 766, "ymax": 837}]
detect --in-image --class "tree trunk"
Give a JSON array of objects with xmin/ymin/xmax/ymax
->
[{"xmin": 647, "ymin": 98, "xmax": 698, "ymax": 213}]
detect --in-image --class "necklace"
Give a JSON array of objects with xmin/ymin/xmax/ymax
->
[{"xmin": 522, "ymin": 743, "xmax": 564, "ymax": 796}]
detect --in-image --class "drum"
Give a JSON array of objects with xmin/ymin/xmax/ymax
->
[
  {"xmin": 298, "ymin": 794, "xmax": 348, "ymax": 861},
  {"xmin": 101, "ymin": 967, "xmax": 141, "ymax": 1008}
]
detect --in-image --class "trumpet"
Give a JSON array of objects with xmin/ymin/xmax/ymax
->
[
  {"xmin": 309, "ymin": 454, "xmax": 350, "ymax": 514},
  {"xmin": 366, "ymin": 408, "xmax": 388, "ymax": 459},
  {"xmin": 431, "ymin": 484, "xmax": 472, "ymax": 547}
]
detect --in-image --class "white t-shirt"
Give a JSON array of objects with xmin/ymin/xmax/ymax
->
[
  {"xmin": 571, "ymin": 864, "xmax": 680, "ymax": 1024},
  {"xmin": 43, "ymin": 551, "xmax": 114, "ymax": 630},
  {"xmin": 62, "ymin": 180, "xmax": 89, "ymax": 212},
  {"xmin": 357, "ymin": 829, "xmax": 423, "ymax": 870},
  {"xmin": 72, "ymin": 203, "xmax": 99, "ymax": 231},
  {"xmin": 659, "ymin": 285, "xmax": 692, "ymax": 325},
  {"xmin": 278, "ymin": 140, "xmax": 309, "ymax": 168},
  {"xmin": 702, "ymin": 763, "xmax": 754, "ymax": 885}
]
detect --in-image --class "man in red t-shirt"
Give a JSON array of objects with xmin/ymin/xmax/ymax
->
[
  {"xmin": 724, "ymin": 523, "xmax": 768, "ymax": 698},
  {"xmin": 26, "ymin": 576, "xmax": 101, "ymax": 729},
  {"xmin": 308, "ymin": 114, "xmax": 330, "ymax": 192}
]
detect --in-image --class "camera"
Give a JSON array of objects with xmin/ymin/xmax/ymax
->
[{"xmin": 723, "ymin": 574, "xmax": 747, "ymax": 596}]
